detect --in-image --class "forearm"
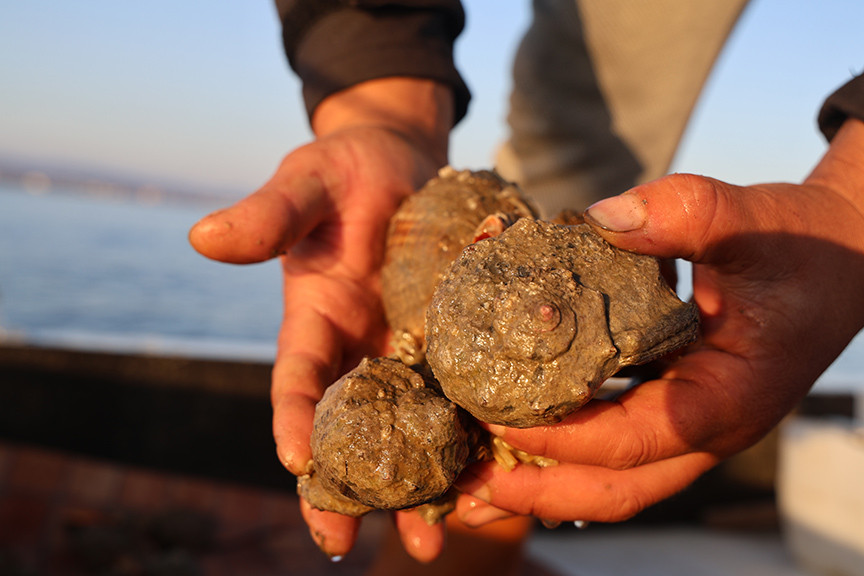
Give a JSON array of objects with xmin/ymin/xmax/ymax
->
[{"xmin": 312, "ymin": 77, "xmax": 454, "ymax": 168}]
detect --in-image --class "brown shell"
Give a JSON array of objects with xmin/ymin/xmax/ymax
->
[
  {"xmin": 302, "ymin": 167, "xmax": 534, "ymax": 518},
  {"xmin": 308, "ymin": 357, "xmax": 471, "ymax": 512},
  {"xmin": 296, "ymin": 473, "xmax": 373, "ymax": 518},
  {"xmin": 304, "ymin": 168, "xmax": 698, "ymax": 518},
  {"xmin": 381, "ymin": 167, "xmax": 538, "ymax": 363},
  {"xmin": 426, "ymin": 218, "xmax": 699, "ymax": 428}
]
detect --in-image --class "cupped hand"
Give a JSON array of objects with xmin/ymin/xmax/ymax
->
[
  {"xmin": 189, "ymin": 78, "xmax": 454, "ymax": 560},
  {"xmin": 455, "ymin": 119, "xmax": 864, "ymax": 526}
]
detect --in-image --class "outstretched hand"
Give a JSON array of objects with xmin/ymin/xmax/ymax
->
[
  {"xmin": 189, "ymin": 78, "xmax": 455, "ymax": 561},
  {"xmin": 454, "ymin": 119, "xmax": 864, "ymax": 526}
]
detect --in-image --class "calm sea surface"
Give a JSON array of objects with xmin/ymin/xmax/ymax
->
[
  {"xmin": 0, "ymin": 183, "xmax": 281, "ymax": 360},
  {"xmin": 1, "ymin": 182, "xmax": 862, "ymax": 392}
]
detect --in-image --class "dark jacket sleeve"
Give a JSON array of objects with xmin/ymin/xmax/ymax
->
[
  {"xmin": 274, "ymin": 0, "xmax": 471, "ymax": 125},
  {"xmin": 818, "ymin": 72, "xmax": 864, "ymax": 141}
]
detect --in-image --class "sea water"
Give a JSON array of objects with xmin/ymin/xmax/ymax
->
[
  {"xmin": 0, "ymin": 183, "xmax": 861, "ymax": 391},
  {"xmin": 0, "ymin": 183, "xmax": 281, "ymax": 360}
]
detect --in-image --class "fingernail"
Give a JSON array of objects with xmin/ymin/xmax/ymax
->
[
  {"xmin": 485, "ymin": 424, "xmax": 506, "ymax": 437},
  {"xmin": 280, "ymin": 453, "xmax": 312, "ymax": 476},
  {"xmin": 454, "ymin": 475, "xmax": 491, "ymax": 502},
  {"xmin": 459, "ymin": 501, "xmax": 513, "ymax": 527},
  {"xmin": 584, "ymin": 193, "xmax": 646, "ymax": 232}
]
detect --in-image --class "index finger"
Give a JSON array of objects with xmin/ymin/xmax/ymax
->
[
  {"xmin": 486, "ymin": 346, "xmax": 772, "ymax": 470},
  {"xmin": 455, "ymin": 450, "xmax": 717, "ymax": 523}
]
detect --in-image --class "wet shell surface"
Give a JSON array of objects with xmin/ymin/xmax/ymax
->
[
  {"xmin": 306, "ymin": 357, "xmax": 471, "ymax": 512},
  {"xmin": 302, "ymin": 167, "xmax": 698, "ymax": 518},
  {"xmin": 381, "ymin": 166, "xmax": 538, "ymax": 364},
  {"xmin": 301, "ymin": 167, "xmax": 536, "ymax": 517},
  {"xmin": 426, "ymin": 218, "xmax": 699, "ymax": 428}
]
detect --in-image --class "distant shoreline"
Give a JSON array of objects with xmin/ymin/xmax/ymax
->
[{"xmin": 0, "ymin": 154, "xmax": 242, "ymax": 207}]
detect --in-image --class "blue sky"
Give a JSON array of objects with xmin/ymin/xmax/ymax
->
[{"xmin": 0, "ymin": 1, "xmax": 862, "ymax": 198}]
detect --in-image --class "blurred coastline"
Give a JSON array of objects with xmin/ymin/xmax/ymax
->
[
  {"xmin": 0, "ymin": 154, "xmax": 245, "ymax": 209},
  {"xmin": 0, "ymin": 162, "xmax": 282, "ymax": 364}
]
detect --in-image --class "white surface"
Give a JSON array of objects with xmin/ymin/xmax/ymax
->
[
  {"xmin": 528, "ymin": 527, "xmax": 811, "ymax": 576},
  {"xmin": 778, "ymin": 416, "xmax": 864, "ymax": 576}
]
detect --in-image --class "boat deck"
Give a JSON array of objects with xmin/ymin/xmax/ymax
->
[
  {"xmin": 1, "ymin": 440, "xmax": 815, "ymax": 576},
  {"xmin": 0, "ymin": 440, "xmax": 564, "ymax": 575},
  {"xmin": 0, "ymin": 342, "xmax": 852, "ymax": 575}
]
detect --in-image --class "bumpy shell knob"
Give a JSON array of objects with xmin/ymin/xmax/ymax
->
[{"xmin": 493, "ymin": 288, "xmax": 576, "ymax": 362}]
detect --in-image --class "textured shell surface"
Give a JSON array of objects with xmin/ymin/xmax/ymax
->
[
  {"xmin": 304, "ymin": 167, "xmax": 536, "ymax": 517},
  {"xmin": 305, "ymin": 168, "xmax": 699, "ymax": 518},
  {"xmin": 426, "ymin": 218, "xmax": 699, "ymax": 428},
  {"xmin": 381, "ymin": 167, "xmax": 537, "ymax": 363},
  {"xmin": 310, "ymin": 357, "xmax": 470, "ymax": 511}
]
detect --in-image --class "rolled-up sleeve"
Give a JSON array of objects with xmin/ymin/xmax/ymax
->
[
  {"xmin": 818, "ymin": 72, "xmax": 864, "ymax": 141},
  {"xmin": 275, "ymin": 0, "xmax": 471, "ymax": 125}
]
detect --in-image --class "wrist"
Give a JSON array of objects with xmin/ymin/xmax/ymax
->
[
  {"xmin": 311, "ymin": 77, "xmax": 453, "ymax": 168},
  {"xmin": 804, "ymin": 118, "xmax": 864, "ymax": 328},
  {"xmin": 805, "ymin": 118, "xmax": 864, "ymax": 207}
]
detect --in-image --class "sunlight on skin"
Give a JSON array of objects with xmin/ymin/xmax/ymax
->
[
  {"xmin": 190, "ymin": 79, "xmax": 457, "ymax": 561},
  {"xmin": 451, "ymin": 120, "xmax": 864, "ymax": 525},
  {"xmin": 189, "ymin": 118, "xmax": 864, "ymax": 558}
]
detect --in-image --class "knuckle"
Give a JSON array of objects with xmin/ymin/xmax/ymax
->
[
  {"xmin": 609, "ymin": 488, "xmax": 650, "ymax": 521},
  {"xmin": 606, "ymin": 425, "xmax": 663, "ymax": 470}
]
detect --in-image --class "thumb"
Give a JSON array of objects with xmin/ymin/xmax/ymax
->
[
  {"xmin": 583, "ymin": 173, "xmax": 745, "ymax": 264},
  {"xmin": 188, "ymin": 175, "xmax": 329, "ymax": 264}
]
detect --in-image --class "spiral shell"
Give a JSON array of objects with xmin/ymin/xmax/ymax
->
[
  {"xmin": 301, "ymin": 167, "xmax": 535, "ymax": 517},
  {"xmin": 426, "ymin": 218, "xmax": 699, "ymax": 428},
  {"xmin": 303, "ymin": 168, "xmax": 698, "ymax": 518},
  {"xmin": 381, "ymin": 167, "xmax": 538, "ymax": 364}
]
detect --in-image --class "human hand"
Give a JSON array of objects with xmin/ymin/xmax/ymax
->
[
  {"xmin": 453, "ymin": 118, "xmax": 864, "ymax": 526},
  {"xmin": 189, "ymin": 78, "xmax": 455, "ymax": 560}
]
